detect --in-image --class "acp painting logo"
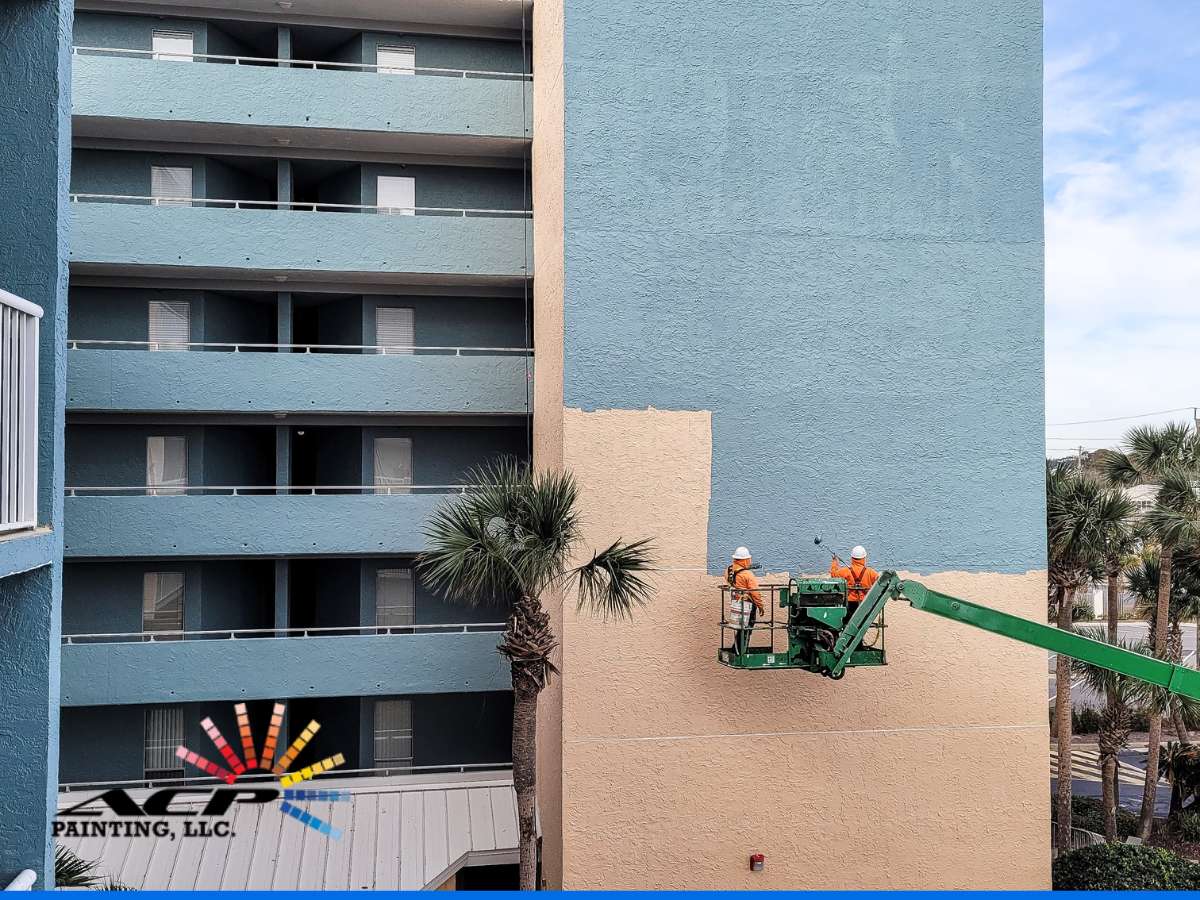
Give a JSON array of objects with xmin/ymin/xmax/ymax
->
[{"xmin": 57, "ymin": 702, "xmax": 348, "ymax": 841}]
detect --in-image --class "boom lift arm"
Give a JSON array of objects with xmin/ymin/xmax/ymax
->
[{"xmin": 719, "ymin": 571, "xmax": 1200, "ymax": 703}]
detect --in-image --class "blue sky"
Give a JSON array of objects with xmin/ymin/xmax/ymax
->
[{"xmin": 1043, "ymin": 0, "xmax": 1200, "ymax": 454}]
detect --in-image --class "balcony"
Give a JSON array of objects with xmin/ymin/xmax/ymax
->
[
  {"xmin": 66, "ymin": 344, "xmax": 532, "ymax": 414},
  {"xmin": 72, "ymin": 48, "xmax": 531, "ymax": 157},
  {"xmin": 59, "ymin": 624, "xmax": 509, "ymax": 706},
  {"xmin": 0, "ymin": 289, "xmax": 42, "ymax": 547},
  {"xmin": 68, "ymin": 195, "xmax": 532, "ymax": 285}
]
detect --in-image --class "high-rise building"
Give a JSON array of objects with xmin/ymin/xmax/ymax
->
[{"xmin": 2, "ymin": 0, "xmax": 1044, "ymax": 889}]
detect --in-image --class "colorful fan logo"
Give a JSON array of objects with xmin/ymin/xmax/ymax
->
[{"xmin": 176, "ymin": 701, "xmax": 348, "ymax": 838}]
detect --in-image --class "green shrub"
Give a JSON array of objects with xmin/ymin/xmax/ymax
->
[
  {"xmin": 1068, "ymin": 796, "xmax": 1139, "ymax": 839},
  {"xmin": 1175, "ymin": 810, "xmax": 1200, "ymax": 843},
  {"xmin": 1053, "ymin": 843, "xmax": 1200, "ymax": 889},
  {"xmin": 1073, "ymin": 600, "xmax": 1096, "ymax": 621},
  {"xmin": 1073, "ymin": 707, "xmax": 1103, "ymax": 734}
]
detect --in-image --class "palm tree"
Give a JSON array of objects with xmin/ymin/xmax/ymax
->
[
  {"xmin": 1102, "ymin": 422, "xmax": 1200, "ymax": 838},
  {"xmin": 1157, "ymin": 741, "xmax": 1200, "ymax": 817},
  {"xmin": 1102, "ymin": 523, "xmax": 1139, "ymax": 644},
  {"xmin": 1070, "ymin": 629, "xmax": 1147, "ymax": 841},
  {"xmin": 419, "ymin": 459, "xmax": 655, "ymax": 890},
  {"xmin": 1047, "ymin": 465, "xmax": 1125, "ymax": 850}
]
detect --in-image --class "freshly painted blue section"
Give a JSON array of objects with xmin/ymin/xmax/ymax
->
[
  {"xmin": 73, "ymin": 53, "xmax": 532, "ymax": 140},
  {"xmin": 561, "ymin": 0, "xmax": 1045, "ymax": 574},
  {"xmin": 0, "ymin": 0, "xmax": 70, "ymax": 885},
  {"xmin": 60, "ymin": 631, "xmax": 509, "ymax": 705},
  {"xmin": 64, "ymin": 494, "xmax": 442, "ymax": 557},
  {"xmin": 70, "ymin": 201, "xmax": 532, "ymax": 279},
  {"xmin": 67, "ymin": 349, "xmax": 532, "ymax": 414}
]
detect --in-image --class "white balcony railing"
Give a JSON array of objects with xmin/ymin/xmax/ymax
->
[
  {"xmin": 65, "ymin": 483, "xmax": 476, "ymax": 497},
  {"xmin": 0, "ymin": 289, "xmax": 41, "ymax": 535},
  {"xmin": 67, "ymin": 340, "xmax": 533, "ymax": 356},
  {"xmin": 72, "ymin": 46, "xmax": 532, "ymax": 82},
  {"xmin": 63, "ymin": 622, "xmax": 506, "ymax": 643},
  {"xmin": 68, "ymin": 193, "xmax": 532, "ymax": 218}
]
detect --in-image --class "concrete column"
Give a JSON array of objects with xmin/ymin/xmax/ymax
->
[
  {"xmin": 277, "ymin": 26, "xmax": 292, "ymax": 66},
  {"xmin": 275, "ymin": 424, "xmax": 290, "ymax": 494},
  {"xmin": 276, "ymin": 291, "xmax": 292, "ymax": 352},
  {"xmin": 274, "ymin": 560, "xmax": 289, "ymax": 635}
]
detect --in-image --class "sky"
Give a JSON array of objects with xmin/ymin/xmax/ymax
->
[{"xmin": 1043, "ymin": 0, "xmax": 1200, "ymax": 457}]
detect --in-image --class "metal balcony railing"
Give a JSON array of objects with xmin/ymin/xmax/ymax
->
[
  {"xmin": 0, "ymin": 289, "xmax": 41, "ymax": 535},
  {"xmin": 65, "ymin": 484, "xmax": 477, "ymax": 497},
  {"xmin": 68, "ymin": 193, "xmax": 532, "ymax": 218},
  {"xmin": 72, "ymin": 45, "xmax": 532, "ymax": 82},
  {"xmin": 63, "ymin": 622, "xmax": 506, "ymax": 644},
  {"xmin": 67, "ymin": 339, "xmax": 533, "ymax": 356}
]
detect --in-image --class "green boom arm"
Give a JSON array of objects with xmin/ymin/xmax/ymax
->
[{"xmin": 828, "ymin": 571, "xmax": 1200, "ymax": 700}]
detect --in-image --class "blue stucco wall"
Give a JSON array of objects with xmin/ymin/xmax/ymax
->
[
  {"xmin": 66, "ymin": 349, "xmax": 532, "ymax": 414},
  {"xmin": 71, "ymin": 148, "xmax": 211, "ymax": 197},
  {"xmin": 69, "ymin": 201, "xmax": 532, "ymax": 278},
  {"xmin": 73, "ymin": 52, "xmax": 532, "ymax": 141},
  {"xmin": 60, "ymin": 630, "xmax": 509, "ymax": 705},
  {"xmin": 561, "ymin": 0, "xmax": 1045, "ymax": 574},
  {"xmin": 74, "ymin": 12, "xmax": 212, "ymax": 54},
  {"xmin": 0, "ymin": 0, "xmax": 70, "ymax": 885},
  {"xmin": 359, "ymin": 163, "xmax": 528, "ymax": 210}
]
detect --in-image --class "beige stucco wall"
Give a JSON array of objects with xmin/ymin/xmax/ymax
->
[
  {"xmin": 531, "ymin": 0, "xmax": 566, "ymax": 885},
  {"xmin": 558, "ymin": 407, "xmax": 1050, "ymax": 889}
]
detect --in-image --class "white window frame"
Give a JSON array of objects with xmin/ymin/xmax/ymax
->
[
  {"xmin": 148, "ymin": 300, "xmax": 191, "ymax": 351},
  {"xmin": 150, "ymin": 165, "xmax": 194, "ymax": 207},
  {"xmin": 144, "ymin": 705, "xmax": 185, "ymax": 780},
  {"xmin": 375, "ymin": 306, "xmax": 414, "ymax": 355},
  {"xmin": 146, "ymin": 435, "xmax": 188, "ymax": 496},
  {"xmin": 376, "ymin": 175, "xmax": 415, "ymax": 216},
  {"xmin": 376, "ymin": 45, "xmax": 416, "ymax": 76},
  {"xmin": 373, "ymin": 699, "xmax": 413, "ymax": 770},
  {"xmin": 152, "ymin": 30, "xmax": 195, "ymax": 62},
  {"xmin": 142, "ymin": 572, "xmax": 185, "ymax": 635},
  {"xmin": 376, "ymin": 568, "xmax": 416, "ymax": 628},
  {"xmin": 373, "ymin": 437, "xmax": 412, "ymax": 495}
]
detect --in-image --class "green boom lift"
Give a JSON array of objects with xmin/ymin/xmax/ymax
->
[{"xmin": 719, "ymin": 571, "xmax": 1200, "ymax": 701}]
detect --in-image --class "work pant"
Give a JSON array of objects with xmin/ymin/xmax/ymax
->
[{"xmin": 734, "ymin": 605, "xmax": 757, "ymax": 655}]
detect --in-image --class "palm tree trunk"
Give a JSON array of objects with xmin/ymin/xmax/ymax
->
[
  {"xmin": 1138, "ymin": 547, "xmax": 1174, "ymax": 840},
  {"xmin": 512, "ymin": 674, "xmax": 539, "ymax": 891},
  {"xmin": 1101, "ymin": 753, "xmax": 1118, "ymax": 841},
  {"xmin": 1107, "ymin": 569, "xmax": 1120, "ymax": 644},
  {"xmin": 1055, "ymin": 584, "xmax": 1075, "ymax": 851}
]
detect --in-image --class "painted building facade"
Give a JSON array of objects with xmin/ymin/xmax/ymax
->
[
  {"xmin": 532, "ymin": 0, "xmax": 1048, "ymax": 889},
  {"xmin": 57, "ymin": 0, "xmax": 530, "ymax": 837}
]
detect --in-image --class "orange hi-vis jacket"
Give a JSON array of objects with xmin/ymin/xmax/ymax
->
[
  {"xmin": 729, "ymin": 560, "xmax": 764, "ymax": 612},
  {"xmin": 830, "ymin": 558, "xmax": 879, "ymax": 603}
]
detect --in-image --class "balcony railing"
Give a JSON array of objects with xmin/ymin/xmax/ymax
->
[
  {"xmin": 68, "ymin": 193, "xmax": 532, "ymax": 218},
  {"xmin": 68, "ymin": 340, "xmax": 533, "ymax": 356},
  {"xmin": 65, "ymin": 484, "xmax": 476, "ymax": 497},
  {"xmin": 72, "ymin": 46, "xmax": 531, "ymax": 81},
  {"xmin": 63, "ymin": 622, "xmax": 506, "ymax": 644},
  {"xmin": 0, "ymin": 289, "xmax": 42, "ymax": 535}
]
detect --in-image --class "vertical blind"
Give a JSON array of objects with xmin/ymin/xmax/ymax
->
[
  {"xmin": 373, "ymin": 438, "xmax": 412, "ymax": 494},
  {"xmin": 142, "ymin": 572, "xmax": 185, "ymax": 633},
  {"xmin": 151, "ymin": 31, "xmax": 195, "ymax": 62},
  {"xmin": 376, "ymin": 175, "xmax": 415, "ymax": 215},
  {"xmin": 376, "ymin": 568, "xmax": 416, "ymax": 627},
  {"xmin": 144, "ymin": 705, "xmax": 184, "ymax": 778},
  {"xmin": 376, "ymin": 46, "xmax": 416, "ymax": 75},
  {"xmin": 150, "ymin": 165, "xmax": 193, "ymax": 206},
  {"xmin": 0, "ymin": 292, "xmax": 39, "ymax": 534},
  {"xmin": 147, "ymin": 436, "xmax": 188, "ymax": 495},
  {"xmin": 148, "ymin": 300, "xmax": 190, "ymax": 350},
  {"xmin": 373, "ymin": 699, "xmax": 414, "ymax": 768},
  {"xmin": 375, "ymin": 307, "xmax": 414, "ymax": 354}
]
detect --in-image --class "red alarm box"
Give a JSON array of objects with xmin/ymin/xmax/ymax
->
[{"xmin": 750, "ymin": 853, "xmax": 765, "ymax": 872}]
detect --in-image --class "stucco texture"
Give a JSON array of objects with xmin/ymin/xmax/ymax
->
[{"xmin": 558, "ymin": 408, "xmax": 1048, "ymax": 888}]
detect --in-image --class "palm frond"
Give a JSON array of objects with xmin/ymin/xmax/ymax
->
[
  {"xmin": 572, "ymin": 538, "xmax": 657, "ymax": 621},
  {"xmin": 55, "ymin": 846, "xmax": 101, "ymax": 888}
]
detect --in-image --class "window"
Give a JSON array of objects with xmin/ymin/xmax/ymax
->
[
  {"xmin": 145, "ymin": 705, "xmax": 185, "ymax": 780},
  {"xmin": 376, "ymin": 568, "xmax": 415, "ymax": 628},
  {"xmin": 373, "ymin": 699, "xmax": 413, "ymax": 769},
  {"xmin": 375, "ymin": 307, "xmax": 414, "ymax": 354},
  {"xmin": 377, "ymin": 175, "xmax": 415, "ymax": 215},
  {"xmin": 147, "ymin": 436, "xmax": 187, "ymax": 496},
  {"xmin": 373, "ymin": 438, "xmax": 412, "ymax": 495},
  {"xmin": 152, "ymin": 30, "xmax": 194, "ymax": 62},
  {"xmin": 150, "ymin": 165, "xmax": 193, "ymax": 207},
  {"xmin": 143, "ymin": 572, "xmax": 185, "ymax": 634},
  {"xmin": 148, "ymin": 300, "xmax": 190, "ymax": 350},
  {"xmin": 376, "ymin": 45, "xmax": 416, "ymax": 75}
]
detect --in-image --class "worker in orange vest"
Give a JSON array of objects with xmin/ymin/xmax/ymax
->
[
  {"xmin": 830, "ymin": 545, "xmax": 879, "ymax": 619},
  {"xmin": 727, "ymin": 546, "xmax": 764, "ymax": 655}
]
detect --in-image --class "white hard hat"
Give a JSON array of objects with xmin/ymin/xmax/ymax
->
[
  {"xmin": 732, "ymin": 546, "xmax": 752, "ymax": 560},
  {"xmin": 851, "ymin": 545, "xmax": 867, "ymax": 560}
]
